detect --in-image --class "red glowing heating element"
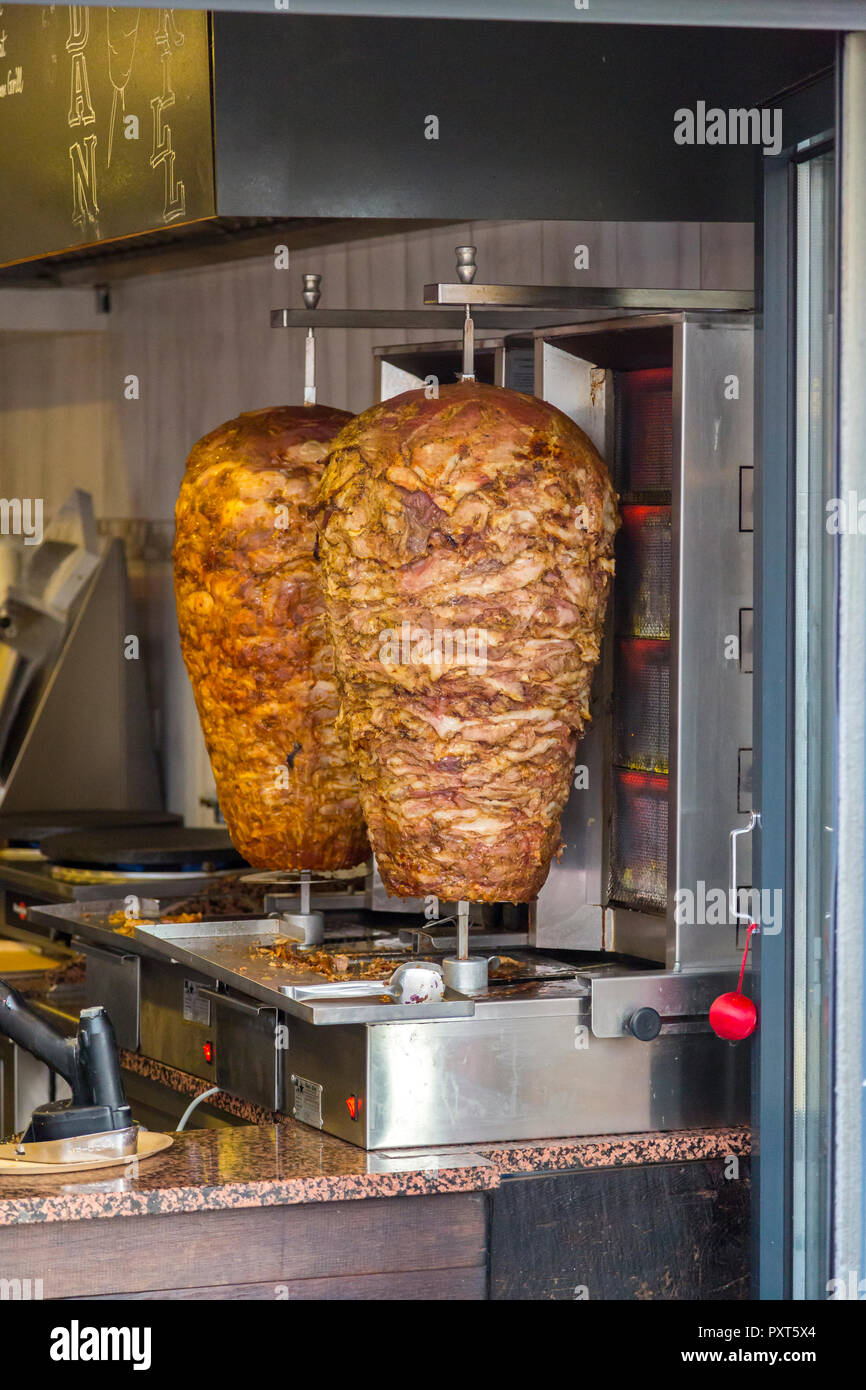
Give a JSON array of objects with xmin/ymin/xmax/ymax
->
[{"xmin": 709, "ymin": 923, "xmax": 759, "ymax": 1041}]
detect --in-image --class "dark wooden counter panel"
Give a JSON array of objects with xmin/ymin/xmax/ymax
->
[
  {"xmin": 0, "ymin": 1119, "xmax": 750, "ymax": 1300},
  {"xmin": 2, "ymin": 1194, "xmax": 488, "ymax": 1301}
]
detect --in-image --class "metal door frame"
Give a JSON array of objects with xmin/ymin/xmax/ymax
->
[
  {"xmin": 833, "ymin": 29, "xmax": 866, "ymax": 1290},
  {"xmin": 755, "ymin": 74, "xmax": 835, "ymax": 1302},
  {"xmin": 756, "ymin": 38, "xmax": 866, "ymax": 1300}
]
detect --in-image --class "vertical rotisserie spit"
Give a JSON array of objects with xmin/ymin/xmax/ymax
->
[
  {"xmin": 317, "ymin": 382, "xmax": 619, "ymax": 902},
  {"xmin": 174, "ymin": 405, "xmax": 369, "ymax": 870}
]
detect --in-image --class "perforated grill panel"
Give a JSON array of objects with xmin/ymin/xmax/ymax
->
[
  {"xmin": 609, "ymin": 770, "xmax": 670, "ymax": 909},
  {"xmin": 615, "ymin": 367, "xmax": 675, "ymax": 491},
  {"xmin": 613, "ymin": 638, "xmax": 670, "ymax": 775},
  {"xmin": 609, "ymin": 368, "xmax": 673, "ymax": 913},
  {"xmin": 614, "ymin": 506, "xmax": 672, "ymax": 640}
]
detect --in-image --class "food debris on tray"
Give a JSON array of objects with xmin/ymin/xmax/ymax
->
[
  {"xmin": 250, "ymin": 940, "xmax": 402, "ymax": 982},
  {"xmin": 97, "ymin": 875, "xmax": 270, "ymax": 937},
  {"xmin": 248, "ymin": 942, "xmax": 528, "ymax": 983},
  {"xmin": 107, "ymin": 910, "xmax": 203, "ymax": 938}
]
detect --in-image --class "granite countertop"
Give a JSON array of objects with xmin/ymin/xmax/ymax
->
[
  {"xmin": 0, "ymin": 1120, "xmax": 750, "ymax": 1227},
  {"xmin": 0, "ymin": 1121, "xmax": 500, "ymax": 1226}
]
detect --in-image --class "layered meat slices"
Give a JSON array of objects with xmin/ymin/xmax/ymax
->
[
  {"xmin": 317, "ymin": 383, "xmax": 619, "ymax": 902},
  {"xmin": 175, "ymin": 406, "xmax": 368, "ymax": 870}
]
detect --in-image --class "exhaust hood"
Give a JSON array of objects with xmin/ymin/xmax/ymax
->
[{"xmin": 0, "ymin": 9, "xmax": 834, "ymax": 283}]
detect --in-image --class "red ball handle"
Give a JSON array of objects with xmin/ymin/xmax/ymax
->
[{"xmin": 709, "ymin": 923, "xmax": 758, "ymax": 1041}]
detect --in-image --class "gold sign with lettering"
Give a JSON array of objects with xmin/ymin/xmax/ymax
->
[{"xmin": 0, "ymin": 5, "xmax": 215, "ymax": 266}]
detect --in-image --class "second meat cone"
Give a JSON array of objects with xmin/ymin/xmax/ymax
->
[
  {"xmin": 318, "ymin": 382, "xmax": 619, "ymax": 903},
  {"xmin": 174, "ymin": 404, "xmax": 368, "ymax": 871}
]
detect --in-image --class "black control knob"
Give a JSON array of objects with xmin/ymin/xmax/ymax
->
[{"xmin": 625, "ymin": 1007, "xmax": 662, "ymax": 1042}]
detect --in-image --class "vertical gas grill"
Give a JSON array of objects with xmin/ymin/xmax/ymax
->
[{"xmin": 533, "ymin": 312, "xmax": 754, "ymax": 980}]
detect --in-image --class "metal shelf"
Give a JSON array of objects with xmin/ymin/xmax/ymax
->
[
  {"xmin": 271, "ymin": 308, "xmax": 609, "ymax": 330},
  {"xmin": 424, "ymin": 284, "xmax": 755, "ymax": 311}
]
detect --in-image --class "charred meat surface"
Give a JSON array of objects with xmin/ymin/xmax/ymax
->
[
  {"xmin": 317, "ymin": 383, "xmax": 619, "ymax": 902},
  {"xmin": 174, "ymin": 405, "xmax": 369, "ymax": 870}
]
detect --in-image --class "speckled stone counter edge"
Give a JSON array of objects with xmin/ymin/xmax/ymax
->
[
  {"xmin": 0, "ymin": 1117, "xmax": 751, "ymax": 1227},
  {"xmin": 475, "ymin": 1125, "xmax": 751, "ymax": 1173},
  {"xmin": 0, "ymin": 1164, "xmax": 501, "ymax": 1227}
]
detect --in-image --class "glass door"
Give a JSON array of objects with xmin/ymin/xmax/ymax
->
[{"xmin": 758, "ymin": 34, "xmax": 866, "ymax": 1300}]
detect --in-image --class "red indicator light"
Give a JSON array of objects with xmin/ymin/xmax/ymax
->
[
  {"xmin": 202, "ymin": 1042, "xmax": 213, "ymax": 1064},
  {"xmin": 345, "ymin": 1095, "xmax": 359, "ymax": 1120}
]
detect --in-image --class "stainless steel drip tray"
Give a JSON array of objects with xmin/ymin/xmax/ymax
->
[{"xmin": 131, "ymin": 918, "xmax": 475, "ymax": 1024}]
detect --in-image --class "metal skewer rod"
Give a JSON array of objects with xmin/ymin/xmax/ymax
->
[
  {"xmin": 277, "ymin": 867, "xmax": 323, "ymax": 946},
  {"xmin": 461, "ymin": 304, "xmax": 475, "ymax": 382},
  {"xmin": 302, "ymin": 273, "xmax": 321, "ymax": 405},
  {"xmin": 456, "ymin": 245, "xmax": 477, "ymax": 383},
  {"xmin": 457, "ymin": 900, "xmax": 470, "ymax": 961},
  {"xmin": 304, "ymin": 330, "xmax": 316, "ymax": 404}
]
